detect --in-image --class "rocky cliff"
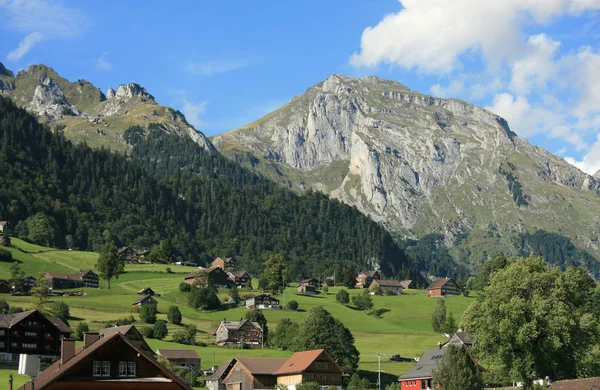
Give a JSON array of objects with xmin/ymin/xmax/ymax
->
[
  {"xmin": 213, "ymin": 74, "xmax": 600, "ymax": 268},
  {"xmin": 0, "ymin": 63, "xmax": 213, "ymax": 152}
]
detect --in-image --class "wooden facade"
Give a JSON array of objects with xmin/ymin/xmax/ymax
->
[
  {"xmin": 356, "ymin": 271, "xmax": 381, "ymax": 288},
  {"xmin": 44, "ymin": 270, "xmax": 99, "ymax": 290},
  {"xmin": 212, "ymin": 257, "xmax": 235, "ymax": 270},
  {"xmin": 131, "ymin": 295, "xmax": 158, "ymax": 311},
  {"xmin": 216, "ymin": 320, "xmax": 263, "ymax": 345},
  {"xmin": 184, "ymin": 267, "xmax": 231, "ymax": 288},
  {"xmin": 228, "ymin": 271, "xmax": 251, "ymax": 288},
  {"xmin": 426, "ymin": 278, "xmax": 460, "ymax": 297},
  {"xmin": 275, "ymin": 349, "xmax": 343, "ymax": 390},
  {"xmin": 245, "ymin": 295, "xmax": 280, "ymax": 310},
  {"xmin": 156, "ymin": 349, "xmax": 201, "ymax": 373}
]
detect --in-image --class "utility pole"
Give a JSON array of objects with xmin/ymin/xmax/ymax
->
[{"xmin": 373, "ymin": 354, "xmax": 386, "ymax": 390}]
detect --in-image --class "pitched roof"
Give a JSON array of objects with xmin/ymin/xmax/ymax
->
[
  {"xmin": 47, "ymin": 315, "xmax": 73, "ymax": 334},
  {"xmin": 205, "ymin": 359, "xmax": 236, "ymax": 381},
  {"xmin": 98, "ymin": 324, "xmax": 134, "ymax": 337},
  {"xmin": 372, "ymin": 279, "xmax": 404, "ymax": 288},
  {"xmin": 359, "ymin": 271, "xmax": 379, "ymax": 278},
  {"xmin": 185, "ymin": 267, "xmax": 223, "ymax": 280},
  {"xmin": 71, "ymin": 269, "xmax": 95, "ymax": 278},
  {"xmin": 274, "ymin": 349, "xmax": 341, "ymax": 375},
  {"xmin": 156, "ymin": 349, "xmax": 200, "ymax": 360},
  {"xmin": 426, "ymin": 278, "xmax": 455, "ymax": 290},
  {"xmin": 548, "ymin": 377, "xmax": 600, "ymax": 389},
  {"xmin": 235, "ymin": 357, "xmax": 288, "ymax": 375},
  {"xmin": 138, "ymin": 287, "xmax": 155, "ymax": 294},
  {"xmin": 398, "ymin": 347, "xmax": 447, "ymax": 380},
  {"xmin": 132, "ymin": 295, "xmax": 157, "ymax": 305},
  {"xmin": 228, "ymin": 271, "xmax": 250, "ymax": 279},
  {"xmin": 0, "ymin": 310, "xmax": 72, "ymax": 334},
  {"xmin": 399, "ymin": 280, "xmax": 413, "ymax": 289},
  {"xmin": 219, "ymin": 319, "xmax": 262, "ymax": 331},
  {"xmin": 448, "ymin": 332, "xmax": 474, "ymax": 347},
  {"xmin": 18, "ymin": 333, "xmax": 192, "ymax": 390},
  {"xmin": 0, "ymin": 221, "xmax": 7, "ymax": 226},
  {"xmin": 45, "ymin": 270, "xmax": 94, "ymax": 281}
]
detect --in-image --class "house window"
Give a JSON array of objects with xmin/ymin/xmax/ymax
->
[
  {"xmin": 331, "ymin": 375, "xmax": 339, "ymax": 381},
  {"xmin": 10, "ymin": 342, "xmax": 17, "ymax": 348},
  {"xmin": 317, "ymin": 375, "xmax": 326, "ymax": 380},
  {"xmin": 119, "ymin": 362, "xmax": 127, "ymax": 377},
  {"xmin": 128, "ymin": 362, "xmax": 136, "ymax": 377},
  {"xmin": 93, "ymin": 361, "xmax": 102, "ymax": 376},
  {"xmin": 22, "ymin": 343, "xmax": 36, "ymax": 349},
  {"xmin": 315, "ymin": 362, "xmax": 329, "ymax": 370},
  {"xmin": 24, "ymin": 332, "xmax": 36, "ymax": 337},
  {"xmin": 102, "ymin": 361, "xmax": 110, "ymax": 376},
  {"xmin": 0, "ymin": 330, "xmax": 5, "ymax": 336},
  {"xmin": 303, "ymin": 374, "xmax": 313, "ymax": 380}
]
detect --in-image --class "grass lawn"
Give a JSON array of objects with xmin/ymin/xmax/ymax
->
[
  {"xmin": 0, "ymin": 241, "xmax": 478, "ymax": 386},
  {"xmin": 0, "ymin": 369, "xmax": 29, "ymax": 389}
]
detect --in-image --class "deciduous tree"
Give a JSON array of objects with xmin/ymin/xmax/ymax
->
[
  {"xmin": 96, "ymin": 242, "xmax": 124, "ymax": 289},
  {"xmin": 336, "ymin": 289, "xmax": 350, "ymax": 304},
  {"xmin": 432, "ymin": 344, "xmax": 483, "ymax": 390},
  {"xmin": 259, "ymin": 253, "xmax": 287, "ymax": 294}
]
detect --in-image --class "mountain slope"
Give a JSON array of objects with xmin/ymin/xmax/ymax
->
[
  {"xmin": 213, "ymin": 74, "xmax": 600, "ymax": 272},
  {"xmin": 0, "ymin": 62, "xmax": 213, "ymax": 152}
]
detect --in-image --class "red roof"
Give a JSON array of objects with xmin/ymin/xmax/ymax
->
[
  {"xmin": 549, "ymin": 377, "xmax": 600, "ymax": 389},
  {"xmin": 274, "ymin": 349, "xmax": 342, "ymax": 375}
]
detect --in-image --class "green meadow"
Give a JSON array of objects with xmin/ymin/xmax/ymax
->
[{"xmin": 0, "ymin": 237, "xmax": 477, "ymax": 387}]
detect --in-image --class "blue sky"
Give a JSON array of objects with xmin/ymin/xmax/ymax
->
[{"xmin": 0, "ymin": 0, "xmax": 599, "ymax": 174}]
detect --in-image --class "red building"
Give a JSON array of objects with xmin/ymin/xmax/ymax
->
[
  {"xmin": 18, "ymin": 332, "xmax": 192, "ymax": 390},
  {"xmin": 426, "ymin": 278, "xmax": 460, "ymax": 297}
]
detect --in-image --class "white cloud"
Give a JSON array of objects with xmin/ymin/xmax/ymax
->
[
  {"xmin": 470, "ymin": 78, "xmax": 504, "ymax": 99},
  {"xmin": 95, "ymin": 53, "xmax": 112, "ymax": 71},
  {"xmin": 429, "ymin": 80, "xmax": 464, "ymax": 98},
  {"xmin": 565, "ymin": 134, "xmax": 600, "ymax": 175},
  {"xmin": 184, "ymin": 60, "xmax": 249, "ymax": 77},
  {"xmin": 350, "ymin": 0, "xmax": 600, "ymax": 74},
  {"xmin": 181, "ymin": 99, "xmax": 208, "ymax": 130},
  {"xmin": 509, "ymin": 34, "xmax": 561, "ymax": 95},
  {"xmin": 1, "ymin": 0, "xmax": 89, "ymax": 61},
  {"xmin": 7, "ymin": 32, "xmax": 42, "ymax": 61}
]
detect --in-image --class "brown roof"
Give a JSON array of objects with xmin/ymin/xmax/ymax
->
[
  {"xmin": 228, "ymin": 271, "xmax": 249, "ymax": 279},
  {"xmin": 275, "ymin": 349, "xmax": 341, "ymax": 375},
  {"xmin": 548, "ymin": 377, "xmax": 600, "ymax": 389},
  {"xmin": 235, "ymin": 357, "xmax": 288, "ymax": 375},
  {"xmin": 45, "ymin": 270, "xmax": 94, "ymax": 281},
  {"xmin": 399, "ymin": 280, "xmax": 413, "ymax": 289},
  {"xmin": 132, "ymin": 295, "xmax": 157, "ymax": 305},
  {"xmin": 98, "ymin": 324, "xmax": 134, "ymax": 337},
  {"xmin": 156, "ymin": 348, "xmax": 200, "ymax": 360},
  {"xmin": 0, "ymin": 310, "xmax": 71, "ymax": 334},
  {"xmin": 18, "ymin": 333, "xmax": 192, "ymax": 390},
  {"xmin": 205, "ymin": 359, "xmax": 236, "ymax": 381},
  {"xmin": 359, "ymin": 271, "xmax": 378, "ymax": 278},
  {"xmin": 426, "ymin": 278, "xmax": 454, "ymax": 290},
  {"xmin": 372, "ymin": 279, "xmax": 404, "ymax": 288},
  {"xmin": 138, "ymin": 287, "xmax": 154, "ymax": 294},
  {"xmin": 0, "ymin": 221, "xmax": 7, "ymax": 226},
  {"xmin": 185, "ymin": 266, "xmax": 223, "ymax": 280}
]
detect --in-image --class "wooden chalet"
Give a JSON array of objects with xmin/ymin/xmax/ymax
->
[
  {"xmin": 17, "ymin": 332, "xmax": 193, "ymax": 390},
  {"xmin": 426, "ymin": 278, "xmax": 460, "ymax": 297},
  {"xmin": 137, "ymin": 287, "xmax": 156, "ymax": 296},
  {"xmin": 99, "ymin": 325, "xmax": 153, "ymax": 354},
  {"xmin": 156, "ymin": 348, "xmax": 201, "ymax": 373},
  {"xmin": 216, "ymin": 319, "xmax": 263, "ymax": 345},
  {"xmin": 44, "ymin": 269, "xmax": 99, "ymax": 290},
  {"xmin": 298, "ymin": 278, "xmax": 320, "ymax": 288},
  {"xmin": 399, "ymin": 280, "xmax": 414, "ymax": 289},
  {"xmin": 356, "ymin": 270, "xmax": 381, "ymax": 288},
  {"xmin": 184, "ymin": 267, "xmax": 230, "ymax": 288},
  {"xmin": 227, "ymin": 271, "xmax": 252, "ymax": 288},
  {"xmin": 0, "ymin": 309, "xmax": 72, "ymax": 361},
  {"xmin": 369, "ymin": 279, "xmax": 404, "ymax": 295},
  {"xmin": 275, "ymin": 349, "xmax": 344, "ymax": 390},
  {"xmin": 297, "ymin": 284, "xmax": 316, "ymax": 295},
  {"xmin": 245, "ymin": 294, "xmax": 280, "ymax": 310},
  {"xmin": 118, "ymin": 247, "xmax": 148, "ymax": 264},
  {"xmin": 22, "ymin": 276, "xmax": 36, "ymax": 293},
  {"xmin": 205, "ymin": 359, "xmax": 236, "ymax": 390},
  {"xmin": 131, "ymin": 295, "xmax": 158, "ymax": 311},
  {"xmin": 223, "ymin": 357, "xmax": 288, "ymax": 390},
  {"xmin": 212, "ymin": 257, "xmax": 235, "ymax": 270}
]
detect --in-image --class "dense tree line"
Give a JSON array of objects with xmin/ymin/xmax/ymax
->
[
  {"xmin": 0, "ymin": 97, "xmax": 422, "ymax": 281},
  {"xmin": 404, "ymin": 234, "xmax": 470, "ymax": 282}
]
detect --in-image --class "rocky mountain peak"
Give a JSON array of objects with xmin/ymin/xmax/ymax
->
[
  {"xmin": 106, "ymin": 87, "xmax": 116, "ymax": 99},
  {"xmin": 0, "ymin": 62, "xmax": 13, "ymax": 77},
  {"xmin": 108, "ymin": 83, "xmax": 155, "ymax": 101}
]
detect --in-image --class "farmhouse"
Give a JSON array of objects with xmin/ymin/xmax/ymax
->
[
  {"xmin": 184, "ymin": 267, "xmax": 230, "ymax": 288},
  {"xmin": 131, "ymin": 295, "xmax": 158, "ymax": 311},
  {"xmin": 156, "ymin": 348, "xmax": 201, "ymax": 373},
  {"xmin": 399, "ymin": 280, "xmax": 414, "ymax": 289},
  {"xmin": 426, "ymin": 278, "xmax": 460, "ymax": 297},
  {"xmin": 228, "ymin": 271, "xmax": 252, "ymax": 288},
  {"xmin": 205, "ymin": 358, "xmax": 236, "ymax": 390},
  {"xmin": 356, "ymin": 270, "xmax": 380, "ymax": 288},
  {"xmin": 0, "ymin": 221, "xmax": 7, "ymax": 233},
  {"xmin": 275, "ymin": 349, "xmax": 344, "ymax": 390},
  {"xmin": 298, "ymin": 278, "xmax": 320, "ymax": 288},
  {"xmin": 297, "ymin": 284, "xmax": 316, "ymax": 295},
  {"xmin": 44, "ymin": 269, "xmax": 99, "ymax": 290},
  {"xmin": 445, "ymin": 331, "xmax": 474, "ymax": 349},
  {"xmin": 216, "ymin": 319, "xmax": 263, "ymax": 345},
  {"xmin": 245, "ymin": 294, "xmax": 280, "ymax": 310},
  {"xmin": 548, "ymin": 377, "xmax": 600, "ymax": 389},
  {"xmin": 99, "ymin": 324, "xmax": 153, "ymax": 353},
  {"xmin": 17, "ymin": 332, "xmax": 192, "ymax": 390},
  {"xmin": 118, "ymin": 246, "xmax": 149, "ymax": 263},
  {"xmin": 212, "ymin": 257, "xmax": 235, "ymax": 270},
  {"xmin": 369, "ymin": 279, "xmax": 404, "ymax": 295},
  {"xmin": 0, "ymin": 309, "xmax": 72, "ymax": 361},
  {"xmin": 223, "ymin": 357, "xmax": 288, "ymax": 390},
  {"xmin": 137, "ymin": 287, "xmax": 156, "ymax": 296}
]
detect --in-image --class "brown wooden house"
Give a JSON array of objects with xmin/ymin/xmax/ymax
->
[
  {"xmin": 0, "ymin": 309, "xmax": 72, "ymax": 361},
  {"xmin": 137, "ymin": 287, "xmax": 156, "ymax": 296},
  {"xmin": 298, "ymin": 278, "xmax": 320, "ymax": 288},
  {"xmin": 369, "ymin": 279, "xmax": 404, "ymax": 295},
  {"xmin": 212, "ymin": 257, "xmax": 235, "ymax": 270},
  {"xmin": 22, "ymin": 276, "xmax": 36, "ymax": 293},
  {"xmin": 184, "ymin": 267, "xmax": 230, "ymax": 288},
  {"xmin": 275, "ymin": 349, "xmax": 344, "ymax": 390},
  {"xmin": 216, "ymin": 320, "xmax": 263, "ymax": 345},
  {"xmin": 131, "ymin": 295, "xmax": 158, "ymax": 311},
  {"xmin": 156, "ymin": 349, "xmax": 201, "ymax": 373},
  {"xmin": 399, "ymin": 280, "xmax": 414, "ymax": 289},
  {"xmin": 356, "ymin": 271, "xmax": 380, "ymax": 288},
  {"xmin": 245, "ymin": 294, "xmax": 280, "ymax": 310},
  {"xmin": 222, "ymin": 357, "xmax": 288, "ymax": 390},
  {"xmin": 99, "ymin": 325, "xmax": 153, "ymax": 354},
  {"xmin": 227, "ymin": 271, "xmax": 252, "ymax": 288},
  {"xmin": 426, "ymin": 278, "xmax": 460, "ymax": 297},
  {"xmin": 44, "ymin": 269, "xmax": 99, "ymax": 290},
  {"xmin": 17, "ymin": 332, "xmax": 192, "ymax": 390},
  {"xmin": 297, "ymin": 285, "xmax": 316, "ymax": 295},
  {"xmin": 206, "ymin": 359, "xmax": 236, "ymax": 390}
]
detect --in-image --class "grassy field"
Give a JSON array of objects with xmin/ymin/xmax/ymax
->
[{"xmin": 0, "ymin": 237, "xmax": 477, "ymax": 387}]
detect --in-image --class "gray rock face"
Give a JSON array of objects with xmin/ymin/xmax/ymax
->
[
  {"xmin": 0, "ymin": 79, "xmax": 15, "ymax": 94},
  {"xmin": 28, "ymin": 78, "xmax": 80, "ymax": 120},
  {"xmin": 0, "ymin": 62, "xmax": 13, "ymax": 77},
  {"xmin": 106, "ymin": 87, "xmax": 116, "ymax": 99},
  {"xmin": 214, "ymin": 74, "xmax": 600, "ymax": 265},
  {"xmin": 114, "ymin": 83, "xmax": 155, "ymax": 101}
]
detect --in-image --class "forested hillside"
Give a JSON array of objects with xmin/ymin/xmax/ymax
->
[{"xmin": 0, "ymin": 97, "xmax": 422, "ymax": 283}]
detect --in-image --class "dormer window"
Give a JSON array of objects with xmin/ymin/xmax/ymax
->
[{"xmin": 94, "ymin": 361, "xmax": 111, "ymax": 376}]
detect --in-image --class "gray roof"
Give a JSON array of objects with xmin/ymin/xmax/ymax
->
[
  {"xmin": 447, "ymin": 332, "xmax": 474, "ymax": 347},
  {"xmin": 205, "ymin": 359, "xmax": 235, "ymax": 381},
  {"xmin": 398, "ymin": 347, "xmax": 447, "ymax": 380},
  {"xmin": 219, "ymin": 319, "xmax": 262, "ymax": 331}
]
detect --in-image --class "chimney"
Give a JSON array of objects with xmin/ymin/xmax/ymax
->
[
  {"xmin": 83, "ymin": 332, "xmax": 100, "ymax": 348},
  {"xmin": 61, "ymin": 338, "xmax": 76, "ymax": 364}
]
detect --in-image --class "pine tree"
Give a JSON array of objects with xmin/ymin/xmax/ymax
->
[{"xmin": 432, "ymin": 345, "xmax": 483, "ymax": 390}]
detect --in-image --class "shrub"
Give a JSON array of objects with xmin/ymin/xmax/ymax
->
[
  {"xmin": 51, "ymin": 301, "xmax": 70, "ymax": 324},
  {"xmin": 352, "ymin": 290, "xmax": 374, "ymax": 311},
  {"xmin": 0, "ymin": 299, "xmax": 8, "ymax": 314},
  {"xmin": 286, "ymin": 300, "xmax": 299, "ymax": 311},
  {"xmin": 322, "ymin": 285, "xmax": 329, "ymax": 294},
  {"xmin": 74, "ymin": 322, "xmax": 89, "ymax": 341},
  {"xmin": 179, "ymin": 282, "xmax": 191, "ymax": 292},
  {"xmin": 336, "ymin": 289, "xmax": 350, "ymax": 304},
  {"xmin": 0, "ymin": 248, "xmax": 12, "ymax": 263},
  {"xmin": 142, "ymin": 326, "xmax": 154, "ymax": 338},
  {"xmin": 166, "ymin": 267, "xmax": 172, "ymax": 274},
  {"xmin": 153, "ymin": 320, "xmax": 168, "ymax": 340},
  {"xmin": 139, "ymin": 305, "xmax": 157, "ymax": 324},
  {"xmin": 167, "ymin": 305, "xmax": 182, "ymax": 325}
]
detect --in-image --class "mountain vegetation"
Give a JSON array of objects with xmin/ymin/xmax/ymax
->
[{"xmin": 0, "ymin": 96, "xmax": 421, "ymax": 282}]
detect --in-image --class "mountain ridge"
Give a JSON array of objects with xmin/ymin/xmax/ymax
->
[{"xmin": 213, "ymin": 74, "xmax": 600, "ymax": 271}]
